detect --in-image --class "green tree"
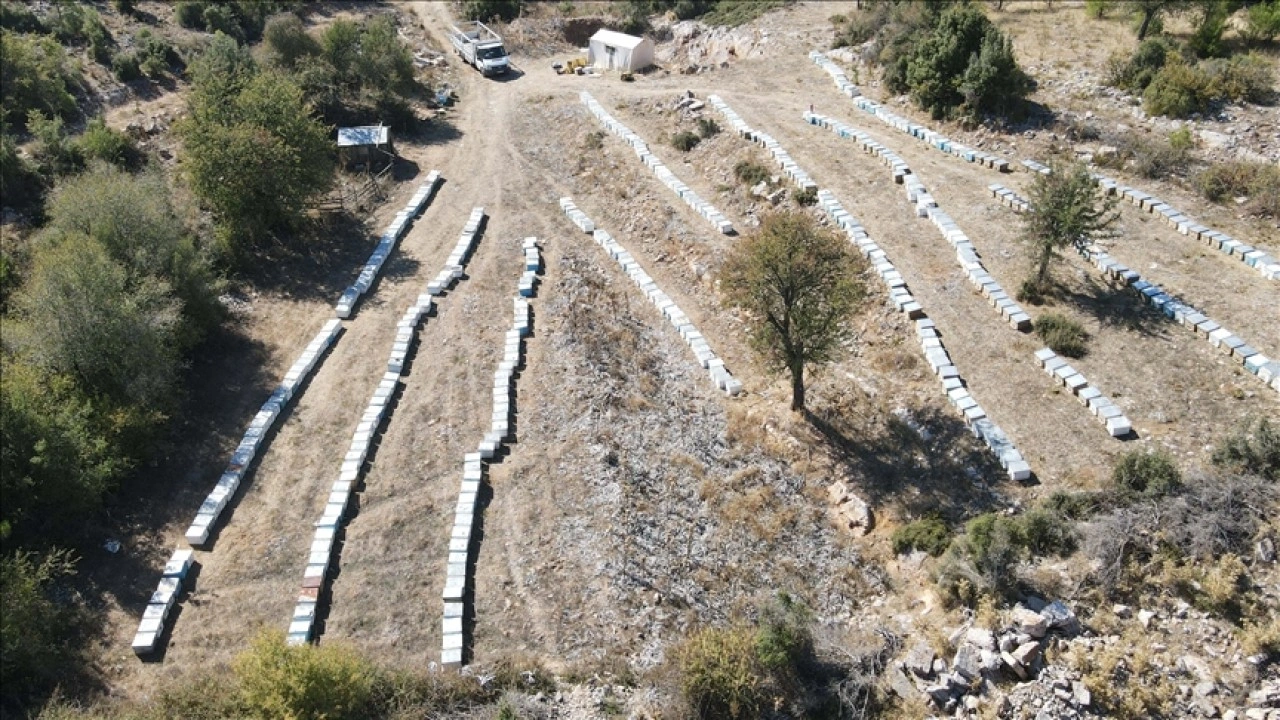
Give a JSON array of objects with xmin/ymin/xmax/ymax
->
[
  {"xmin": 1243, "ymin": 0, "xmax": 1280, "ymax": 44},
  {"xmin": 356, "ymin": 15, "xmax": 417, "ymax": 99},
  {"xmin": 0, "ymin": 129, "xmax": 45, "ymax": 213},
  {"xmin": 187, "ymin": 32, "xmax": 258, "ymax": 120},
  {"xmin": 42, "ymin": 163, "xmax": 220, "ymax": 338},
  {"xmin": 26, "ymin": 110, "xmax": 83, "ymax": 178},
  {"xmin": 74, "ymin": 117, "xmax": 135, "ymax": 167},
  {"xmin": 904, "ymin": 4, "xmax": 1029, "ymax": 120},
  {"xmin": 12, "ymin": 235, "xmax": 183, "ymax": 410},
  {"xmin": 180, "ymin": 62, "xmax": 333, "ymax": 254},
  {"xmin": 263, "ymin": 13, "xmax": 320, "ymax": 70},
  {"xmin": 461, "ymin": 0, "xmax": 523, "ymax": 22},
  {"xmin": 959, "ymin": 28, "xmax": 1033, "ymax": 117},
  {"xmin": 320, "ymin": 18, "xmax": 361, "ymax": 89},
  {"xmin": 1132, "ymin": 0, "xmax": 1187, "ymax": 39},
  {"xmin": 234, "ymin": 631, "xmax": 377, "ymax": 719},
  {"xmin": 0, "ymin": 30, "xmax": 79, "ymax": 132},
  {"xmin": 1021, "ymin": 160, "xmax": 1120, "ymax": 293},
  {"xmin": 0, "ymin": 550, "xmax": 80, "ymax": 709},
  {"xmin": 1188, "ymin": 0, "xmax": 1229, "ymax": 57},
  {"xmin": 721, "ymin": 212, "xmax": 866, "ymax": 411}
]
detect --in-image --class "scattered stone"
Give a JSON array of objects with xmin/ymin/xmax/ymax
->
[
  {"xmin": 1195, "ymin": 681, "xmax": 1219, "ymax": 698},
  {"xmin": 1073, "ymin": 680, "xmax": 1092, "ymax": 707},
  {"xmin": 1112, "ymin": 604, "xmax": 1132, "ymax": 619},
  {"xmin": 827, "ymin": 481, "xmax": 873, "ymax": 536},
  {"xmin": 1013, "ymin": 607, "xmax": 1049, "ymax": 639},
  {"xmin": 904, "ymin": 641, "xmax": 935, "ymax": 679},
  {"xmin": 1001, "ymin": 651, "xmax": 1028, "ymax": 680},
  {"xmin": 1139, "ymin": 609, "xmax": 1158, "ymax": 629},
  {"xmin": 750, "ymin": 180, "xmax": 769, "ymax": 198},
  {"xmin": 1012, "ymin": 641, "xmax": 1041, "ymax": 668},
  {"xmin": 966, "ymin": 627, "xmax": 996, "ymax": 651},
  {"xmin": 1041, "ymin": 600, "xmax": 1080, "ymax": 635},
  {"xmin": 886, "ymin": 665, "xmax": 917, "ymax": 700},
  {"xmin": 954, "ymin": 643, "xmax": 982, "ymax": 680},
  {"xmin": 1257, "ymin": 537, "xmax": 1276, "ymax": 564}
]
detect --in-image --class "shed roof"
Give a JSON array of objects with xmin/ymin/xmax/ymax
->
[
  {"xmin": 337, "ymin": 125, "xmax": 390, "ymax": 147},
  {"xmin": 589, "ymin": 29, "xmax": 648, "ymax": 49}
]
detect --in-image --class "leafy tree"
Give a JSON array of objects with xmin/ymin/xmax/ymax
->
[
  {"xmin": 175, "ymin": 1, "xmax": 208, "ymax": 29},
  {"xmin": 26, "ymin": 110, "xmax": 83, "ymax": 178},
  {"xmin": 234, "ymin": 631, "xmax": 378, "ymax": 719},
  {"xmin": 179, "ymin": 67, "xmax": 333, "ymax": 255},
  {"xmin": 904, "ymin": 4, "xmax": 1030, "ymax": 120},
  {"xmin": 43, "ymin": 163, "xmax": 220, "ymax": 338},
  {"xmin": 1243, "ymin": 0, "xmax": 1280, "ymax": 44},
  {"xmin": 461, "ymin": 0, "xmax": 523, "ymax": 22},
  {"xmin": 0, "ymin": 129, "xmax": 45, "ymax": 213},
  {"xmin": 320, "ymin": 18, "xmax": 362, "ymax": 88},
  {"xmin": 0, "ymin": 549, "xmax": 80, "ymax": 709},
  {"xmin": 1132, "ymin": 0, "xmax": 1190, "ymax": 39},
  {"xmin": 12, "ymin": 234, "xmax": 183, "ymax": 410},
  {"xmin": 1188, "ymin": 0, "xmax": 1229, "ymax": 57},
  {"xmin": 1021, "ymin": 160, "xmax": 1120, "ymax": 293},
  {"xmin": 263, "ymin": 13, "xmax": 320, "ymax": 70},
  {"xmin": 721, "ymin": 212, "xmax": 866, "ymax": 411},
  {"xmin": 355, "ymin": 15, "xmax": 417, "ymax": 99},
  {"xmin": 0, "ymin": 30, "xmax": 79, "ymax": 132},
  {"xmin": 202, "ymin": 3, "xmax": 243, "ymax": 41},
  {"xmin": 75, "ymin": 117, "xmax": 135, "ymax": 168}
]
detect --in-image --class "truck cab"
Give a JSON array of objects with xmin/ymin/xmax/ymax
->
[{"xmin": 475, "ymin": 43, "xmax": 509, "ymax": 76}]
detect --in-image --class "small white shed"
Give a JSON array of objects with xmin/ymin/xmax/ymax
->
[{"xmin": 587, "ymin": 29, "xmax": 654, "ymax": 73}]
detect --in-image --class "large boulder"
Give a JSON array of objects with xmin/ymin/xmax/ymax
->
[
  {"xmin": 827, "ymin": 481, "xmax": 873, "ymax": 536},
  {"xmin": 1011, "ymin": 607, "xmax": 1048, "ymax": 639}
]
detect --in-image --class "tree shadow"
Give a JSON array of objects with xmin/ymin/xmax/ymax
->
[
  {"xmin": 1057, "ymin": 272, "xmax": 1170, "ymax": 339},
  {"xmin": 802, "ymin": 401, "xmax": 1011, "ymax": 523},
  {"xmin": 237, "ymin": 213, "xmax": 384, "ymax": 303}
]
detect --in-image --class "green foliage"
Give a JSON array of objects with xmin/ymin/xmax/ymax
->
[
  {"xmin": 1023, "ymin": 160, "xmax": 1120, "ymax": 293},
  {"xmin": 700, "ymin": 0, "xmax": 790, "ymax": 27},
  {"xmin": 753, "ymin": 593, "xmax": 812, "ymax": 671},
  {"xmin": 721, "ymin": 211, "xmax": 866, "ymax": 410},
  {"xmin": 1243, "ymin": 0, "xmax": 1280, "ymax": 44},
  {"xmin": 1203, "ymin": 53, "xmax": 1275, "ymax": 104},
  {"xmin": 831, "ymin": 3, "xmax": 891, "ymax": 48},
  {"xmin": 0, "ymin": 550, "xmax": 80, "ymax": 709},
  {"xmin": 0, "ymin": 3, "xmax": 45, "ymax": 33},
  {"xmin": 461, "ymin": 0, "xmax": 523, "ymax": 22},
  {"xmin": 202, "ymin": 3, "xmax": 243, "ymax": 40},
  {"xmin": 47, "ymin": 4, "xmax": 112, "ymax": 65},
  {"xmin": 176, "ymin": 1, "xmax": 208, "ymax": 29},
  {"xmin": 891, "ymin": 516, "xmax": 951, "ymax": 556},
  {"xmin": 75, "ymin": 117, "xmax": 135, "ymax": 168},
  {"xmin": 1112, "ymin": 450, "xmax": 1182, "ymax": 498},
  {"xmin": 1188, "ymin": 0, "xmax": 1229, "ymax": 58},
  {"xmin": 294, "ymin": 15, "xmax": 419, "ymax": 130},
  {"xmin": 1085, "ymin": 0, "xmax": 1114, "ymax": 18},
  {"xmin": 1144, "ymin": 59, "xmax": 1213, "ymax": 117},
  {"xmin": 235, "ymin": 631, "xmax": 378, "ymax": 720},
  {"xmin": 112, "ymin": 51, "xmax": 141, "ymax": 81},
  {"xmin": 264, "ymin": 13, "xmax": 320, "ymax": 70},
  {"xmin": 697, "ymin": 117, "xmax": 720, "ymax": 138},
  {"xmin": 0, "ymin": 129, "xmax": 46, "ymax": 213},
  {"xmin": 671, "ymin": 130, "xmax": 701, "ymax": 151},
  {"xmin": 180, "ymin": 41, "xmax": 333, "ymax": 255},
  {"xmin": 791, "ymin": 186, "xmax": 817, "ymax": 206},
  {"xmin": 1044, "ymin": 490, "xmax": 1104, "ymax": 520},
  {"xmin": 1167, "ymin": 126, "xmax": 1193, "ymax": 152},
  {"xmin": 1212, "ymin": 417, "xmax": 1280, "ymax": 481},
  {"xmin": 935, "ymin": 504, "xmax": 1078, "ymax": 607},
  {"xmin": 27, "ymin": 110, "xmax": 83, "ymax": 178},
  {"xmin": 1035, "ymin": 312, "xmax": 1088, "ymax": 358},
  {"xmin": 1131, "ymin": 0, "xmax": 1181, "ymax": 40},
  {"xmin": 733, "ymin": 159, "xmax": 770, "ymax": 185},
  {"xmin": 899, "ymin": 4, "xmax": 1031, "ymax": 120},
  {"xmin": 1105, "ymin": 37, "xmax": 1170, "ymax": 92},
  {"xmin": 0, "ymin": 30, "xmax": 80, "ymax": 132},
  {"xmin": 678, "ymin": 626, "xmax": 765, "ymax": 719},
  {"xmin": 113, "ymin": 0, "xmax": 137, "ymax": 16},
  {"xmin": 1193, "ymin": 160, "xmax": 1280, "ymax": 217}
]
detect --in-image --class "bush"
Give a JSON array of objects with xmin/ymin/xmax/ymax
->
[
  {"xmin": 0, "ymin": 550, "xmax": 81, "ymax": 710},
  {"xmin": 1112, "ymin": 450, "xmax": 1182, "ymax": 498},
  {"xmin": 112, "ymin": 51, "xmax": 142, "ymax": 81},
  {"xmin": 235, "ymin": 631, "xmax": 377, "ymax": 719},
  {"xmin": 1212, "ymin": 417, "xmax": 1280, "ymax": 481},
  {"xmin": 677, "ymin": 626, "xmax": 765, "ymax": 719},
  {"xmin": 891, "ymin": 516, "xmax": 950, "ymax": 556},
  {"xmin": 461, "ymin": 0, "xmax": 522, "ymax": 22},
  {"xmin": 791, "ymin": 186, "xmax": 817, "ymax": 206},
  {"xmin": 753, "ymin": 593, "xmax": 812, "ymax": 671},
  {"xmin": 202, "ymin": 4, "xmax": 242, "ymax": 40},
  {"xmin": 1105, "ymin": 37, "xmax": 1170, "ymax": 93},
  {"xmin": 905, "ymin": 4, "xmax": 1031, "ymax": 120},
  {"xmin": 1144, "ymin": 60, "xmax": 1213, "ymax": 118},
  {"xmin": 1035, "ymin": 312, "xmax": 1088, "ymax": 358},
  {"xmin": 0, "ymin": 3, "xmax": 45, "ymax": 33},
  {"xmin": 1188, "ymin": 0, "xmax": 1229, "ymax": 59},
  {"xmin": 832, "ymin": 3, "xmax": 892, "ymax": 48},
  {"xmin": 113, "ymin": 0, "xmax": 137, "ymax": 15},
  {"xmin": 1243, "ymin": 0, "xmax": 1280, "ymax": 45},
  {"xmin": 672, "ymin": 130, "xmax": 701, "ymax": 151},
  {"xmin": 1044, "ymin": 490, "xmax": 1104, "ymax": 520},
  {"xmin": 0, "ymin": 30, "xmax": 80, "ymax": 132},
  {"xmin": 75, "ymin": 117, "xmax": 135, "ymax": 167},
  {"xmin": 733, "ymin": 160, "xmax": 770, "ymax": 186},
  {"xmin": 175, "ymin": 1, "xmax": 207, "ymax": 29},
  {"xmin": 1204, "ymin": 53, "xmax": 1275, "ymax": 104},
  {"xmin": 697, "ymin": 117, "xmax": 720, "ymax": 138},
  {"xmin": 1018, "ymin": 508, "xmax": 1078, "ymax": 556},
  {"xmin": 264, "ymin": 13, "xmax": 320, "ymax": 70},
  {"xmin": 1193, "ymin": 161, "xmax": 1280, "ymax": 217}
]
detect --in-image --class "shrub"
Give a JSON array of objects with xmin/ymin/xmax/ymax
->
[
  {"xmin": 1193, "ymin": 161, "xmax": 1280, "ymax": 217},
  {"xmin": 891, "ymin": 516, "xmax": 950, "ymax": 556},
  {"xmin": 584, "ymin": 130, "xmax": 604, "ymax": 150},
  {"xmin": 1243, "ymin": 0, "xmax": 1280, "ymax": 45},
  {"xmin": 697, "ymin": 117, "xmax": 720, "ymax": 138},
  {"xmin": 0, "ymin": 3, "xmax": 44, "ymax": 33},
  {"xmin": 0, "ymin": 30, "xmax": 80, "ymax": 132},
  {"xmin": 113, "ymin": 0, "xmax": 137, "ymax": 15},
  {"xmin": 234, "ymin": 631, "xmax": 377, "ymax": 719},
  {"xmin": 461, "ymin": 0, "xmax": 522, "ymax": 22},
  {"xmin": 831, "ymin": 3, "xmax": 891, "ymax": 49},
  {"xmin": 1212, "ymin": 417, "xmax": 1280, "ymax": 481},
  {"xmin": 1144, "ymin": 61, "xmax": 1213, "ymax": 118},
  {"xmin": 672, "ymin": 130, "xmax": 701, "ymax": 151},
  {"xmin": 202, "ymin": 4, "xmax": 242, "ymax": 40},
  {"xmin": 1204, "ymin": 53, "xmax": 1275, "ymax": 104},
  {"xmin": 1084, "ymin": 0, "xmax": 1113, "ymax": 18},
  {"xmin": 733, "ymin": 160, "xmax": 770, "ymax": 186},
  {"xmin": 1018, "ymin": 508, "xmax": 1078, "ymax": 556},
  {"xmin": 1188, "ymin": 0, "xmax": 1229, "ymax": 58},
  {"xmin": 905, "ymin": 4, "xmax": 1031, "ymax": 120},
  {"xmin": 1167, "ymin": 126, "xmax": 1193, "ymax": 152},
  {"xmin": 1043, "ymin": 490, "xmax": 1103, "ymax": 520},
  {"xmin": 264, "ymin": 13, "xmax": 320, "ymax": 70},
  {"xmin": 112, "ymin": 51, "xmax": 142, "ymax": 81},
  {"xmin": 1112, "ymin": 450, "xmax": 1181, "ymax": 498},
  {"xmin": 1121, "ymin": 133, "xmax": 1190, "ymax": 180},
  {"xmin": 0, "ymin": 131, "xmax": 44, "ymax": 213},
  {"xmin": 175, "ymin": 1, "xmax": 207, "ymax": 29},
  {"xmin": 0, "ymin": 550, "xmax": 81, "ymax": 710},
  {"xmin": 791, "ymin": 186, "xmax": 817, "ymax": 206},
  {"xmin": 677, "ymin": 626, "xmax": 765, "ymax": 719},
  {"xmin": 75, "ymin": 117, "xmax": 134, "ymax": 167},
  {"xmin": 1035, "ymin": 312, "xmax": 1088, "ymax": 358},
  {"xmin": 753, "ymin": 593, "xmax": 812, "ymax": 671},
  {"xmin": 27, "ymin": 110, "xmax": 83, "ymax": 177},
  {"xmin": 1105, "ymin": 37, "xmax": 1170, "ymax": 93}
]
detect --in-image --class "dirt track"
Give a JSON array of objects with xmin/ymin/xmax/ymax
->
[{"xmin": 91, "ymin": 1, "xmax": 1278, "ymax": 699}]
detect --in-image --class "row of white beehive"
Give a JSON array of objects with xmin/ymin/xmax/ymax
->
[
  {"xmin": 706, "ymin": 95, "xmax": 817, "ymax": 191},
  {"xmin": 184, "ymin": 319, "xmax": 343, "ymax": 548},
  {"xmin": 559, "ymin": 198, "xmax": 743, "ymax": 395},
  {"xmin": 1033, "ymin": 348, "xmax": 1132, "ymax": 437},
  {"xmin": 579, "ymin": 92, "xmax": 734, "ymax": 235},
  {"xmin": 287, "ymin": 212, "xmax": 487, "ymax": 647},
  {"xmin": 988, "ymin": 183, "xmax": 1032, "ymax": 213},
  {"xmin": 440, "ymin": 239, "xmax": 541, "ymax": 668},
  {"xmin": 808, "ymin": 50, "xmax": 862, "ymax": 99},
  {"xmin": 131, "ymin": 548, "xmax": 194, "ymax": 655},
  {"xmin": 806, "ymin": 112, "xmax": 1034, "ymax": 333},
  {"xmin": 337, "ymin": 170, "xmax": 441, "ymax": 317}
]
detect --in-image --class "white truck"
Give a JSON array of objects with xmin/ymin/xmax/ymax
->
[{"xmin": 447, "ymin": 21, "xmax": 510, "ymax": 77}]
